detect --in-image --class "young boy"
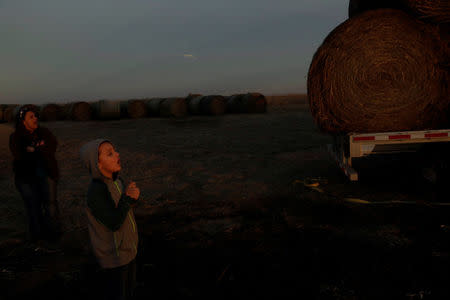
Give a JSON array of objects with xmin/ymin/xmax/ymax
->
[{"xmin": 80, "ymin": 139, "xmax": 139, "ymax": 300}]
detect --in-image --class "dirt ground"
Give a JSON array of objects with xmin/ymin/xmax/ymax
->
[{"xmin": 1, "ymin": 102, "xmax": 449, "ymax": 299}]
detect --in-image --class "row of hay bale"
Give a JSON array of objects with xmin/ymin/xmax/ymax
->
[
  {"xmin": 0, "ymin": 93, "xmax": 267, "ymax": 123},
  {"xmin": 0, "ymin": 103, "xmax": 85, "ymax": 123},
  {"xmin": 307, "ymin": 1, "xmax": 450, "ymax": 134}
]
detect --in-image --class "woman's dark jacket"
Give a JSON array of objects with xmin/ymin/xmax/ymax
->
[{"xmin": 9, "ymin": 126, "xmax": 59, "ymax": 182}]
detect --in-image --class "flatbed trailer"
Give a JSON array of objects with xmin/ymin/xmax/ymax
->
[{"xmin": 328, "ymin": 128, "xmax": 450, "ymax": 181}]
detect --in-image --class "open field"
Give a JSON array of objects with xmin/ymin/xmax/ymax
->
[{"xmin": 0, "ymin": 99, "xmax": 449, "ymax": 299}]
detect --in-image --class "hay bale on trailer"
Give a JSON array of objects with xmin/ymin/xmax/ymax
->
[
  {"xmin": 120, "ymin": 99, "xmax": 148, "ymax": 119},
  {"xmin": 40, "ymin": 103, "xmax": 63, "ymax": 121},
  {"xmin": 92, "ymin": 100, "xmax": 121, "ymax": 120},
  {"xmin": 159, "ymin": 97, "xmax": 187, "ymax": 118},
  {"xmin": 307, "ymin": 9, "xmax": 448, "ymax": 134},
  {"xmin": 67, "ymin": 101, "xmax": 93, "ymax": 121}
]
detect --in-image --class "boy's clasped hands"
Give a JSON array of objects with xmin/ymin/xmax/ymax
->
[{"xmin": 126, "ymin": 181, "xmax": 140, "ymax": 200}]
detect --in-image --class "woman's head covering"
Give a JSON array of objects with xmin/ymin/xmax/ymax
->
[{"xmin": 15, "ymin": 104, "xmax": 40, "ymax": 130}]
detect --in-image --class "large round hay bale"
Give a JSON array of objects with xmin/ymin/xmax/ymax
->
[
  {"xmin": 67, "ymin": 101, "xmax": 93, "ymax": 121},
  {"xmin": 0, "ymin": 104, "xmax": 15, "ymax": 123},
  {"xmin": 145, "ymin": 98, "xmax": 165, "ymax": 116},
  {"xmin": 226, "ymin": 94, "xmax": 246, "ymax": 113},
  {"xmin": 58, "ymin": 103, "xmax": 70, "ymax": 120},
  {"xmin": 118, "ymin": 100, "xmax": 129, "ymax": 118},
  {"xmin": 4, "ymin": 105, "xmax": 20, "ymax": 123},
  {"xmin": 187, "ymin": 95, "xmax": 226, "ymax": 115},
  {"xmin": 225, "ymin": 93, "xmax": 266, "ymax": 113},
  {"xmin": 307, "ymin": 9, "xmax": 448, "ymax": 134},
  {"xmin": 92, "ymin": 100, "xmax": 121, "ymax": 120},
  {"xmin": 200, "ymin": 95, "xmax": 226, "ymax": 115},
  {"xmin": 121, "ymin": 99, "xmax": 148, "ymax": 119},
  {"xmin": 241, "ymin": 93, "xmax": 267, "ymax": 113},
  {"xmin": 40, "ymin": 103, "xmax": 63, "ymax": 121},
  {"xmin": 348, "ymin": 0, "xmax": 404, "ymax": 18},
  {"xmin": 402, "ymin": 0, "xmax": 450, "ymax": 24},
  {"xmin": 159, "ymin": 97, "xmax": 187, "ymax": 118},
  {"xmin": 186, "ymin": 95, "xmax": 204, "ymax": 115}
]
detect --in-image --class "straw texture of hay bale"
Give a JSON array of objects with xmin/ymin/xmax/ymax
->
[{"xmin": 307, "ymin": 9, "xmax": 449, "ymax": 134}]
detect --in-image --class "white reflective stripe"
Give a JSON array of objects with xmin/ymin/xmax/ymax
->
[
  {"xmin": 411, "ymin": 132, "xmax": 425, "ymax": 139},
  {"xmin": 375, "ymin": 136, "xmax": 388, "ymax": 141}
]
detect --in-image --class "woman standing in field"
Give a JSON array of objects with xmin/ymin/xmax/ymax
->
[{"xmin": 9, "ymin": 104, "xmax": 62, "ymax": 245}]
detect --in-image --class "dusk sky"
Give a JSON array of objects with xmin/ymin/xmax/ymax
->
[{"xmin": 1, "ymin": 0, "xmax": 347, "ymax": 104}]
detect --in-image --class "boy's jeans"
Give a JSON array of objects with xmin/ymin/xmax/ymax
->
[{"xmin": 102, "ymin": 259, "xmax": 137, "ymax": 300}]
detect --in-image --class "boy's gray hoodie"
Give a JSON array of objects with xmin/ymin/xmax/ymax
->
[{"xmin": 80, "ymin": 139, "xmax": 138, "ymax": 268}]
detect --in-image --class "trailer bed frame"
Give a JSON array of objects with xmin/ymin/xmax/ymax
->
[{"xmin": 328, "ymin": 129, "xmax": 450, "ymax": 181}]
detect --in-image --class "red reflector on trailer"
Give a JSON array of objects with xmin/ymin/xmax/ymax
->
[
  {"xmin": 389, "ymin": 135, "xmax": 410, "ymax": 140},
  {"xmin": 353, "ymin": 136, "xmax": 375, "ymax": 141},
  {"xmin": 425, "ymin": 132, "xmax": 448, "ymax": 138}
]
